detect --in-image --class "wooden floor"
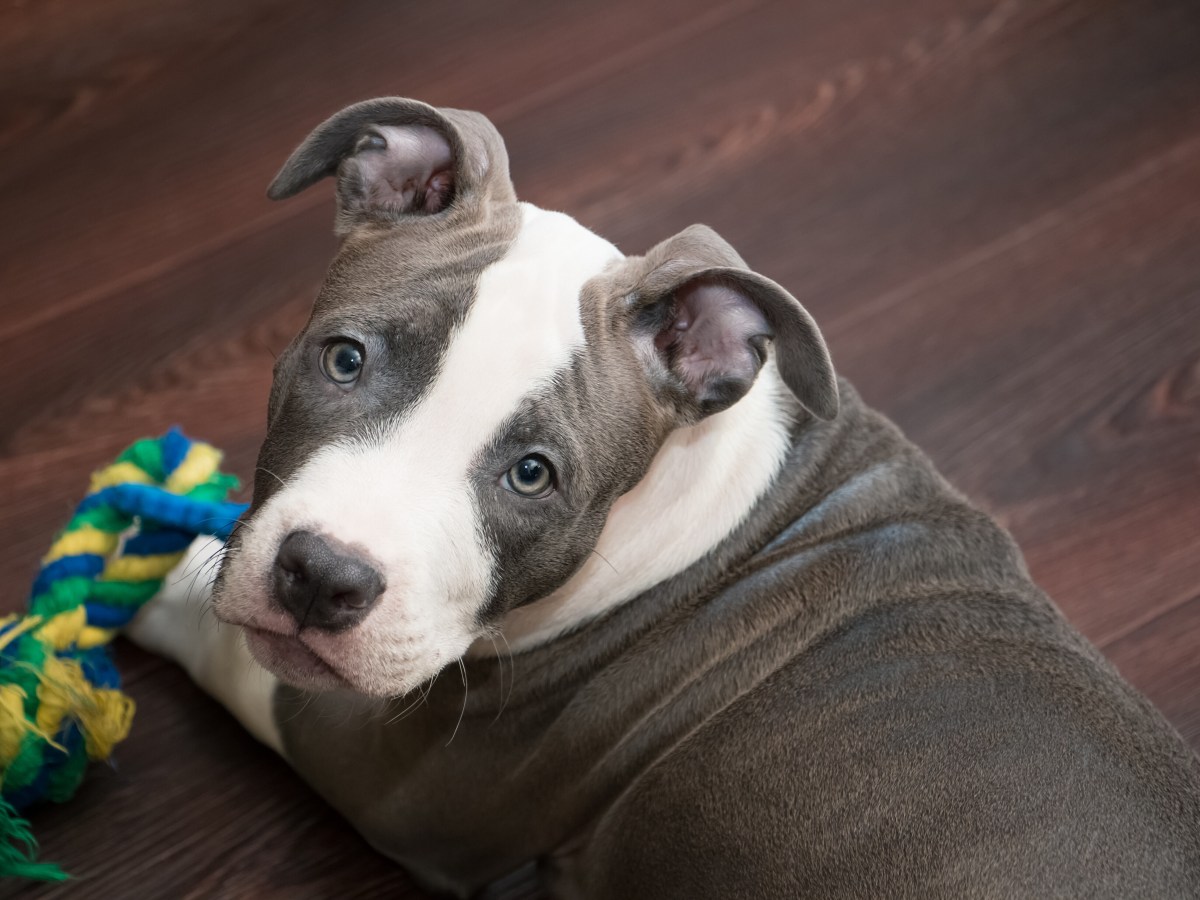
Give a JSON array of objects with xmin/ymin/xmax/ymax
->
[{"xmin": 3, "ymin": 0, "xmax": 1199, "ymax": 894}]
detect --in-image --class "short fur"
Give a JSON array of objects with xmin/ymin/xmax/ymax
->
[
  {"xmin": 131, "ymin": 98, "xmax": 1200, "ymax": 899},
  {"xmin": 272, "ymin": 382, "xmax": 1200, "ymax": 897}
]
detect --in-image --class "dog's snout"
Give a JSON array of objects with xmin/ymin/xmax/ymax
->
[{"xmin": 272, "ymin": 530, "xmax": 384, "ymax": 631}]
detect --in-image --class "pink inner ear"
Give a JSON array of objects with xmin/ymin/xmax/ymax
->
[
  {"xmin": 657, "ymin": 281, "xmax": 772, "ymax": 410},
  {"xmin": 355, "ymin": 124, "xmax": 455, "ymax": 215}
]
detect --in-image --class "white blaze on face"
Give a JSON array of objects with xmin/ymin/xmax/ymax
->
[{"xmin": 218, "ymin": 204, "xmax": 622, "ymax": 695}]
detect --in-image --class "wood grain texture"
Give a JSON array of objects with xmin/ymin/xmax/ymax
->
[{"xmin": 2, "ymin": 0, "xmax": 1197, "ymax": 894}]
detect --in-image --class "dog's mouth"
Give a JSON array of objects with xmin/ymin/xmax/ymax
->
[{"xmin": 242, "ymin": 625, "xmax": 351, "ymax": 689}]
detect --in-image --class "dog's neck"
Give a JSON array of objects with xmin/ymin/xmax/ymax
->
[{"xmin": 476, "ymin": 362, "xmax": 798, "ymax": 654}]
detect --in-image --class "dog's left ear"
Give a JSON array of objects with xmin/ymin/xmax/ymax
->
[
  {"xmin": 266, "ymin": 97, "xmax": 515, "ymax": 234},
  {"xmin": 624, "ymin": 224, "xmax": 837, "ymax": 422}
]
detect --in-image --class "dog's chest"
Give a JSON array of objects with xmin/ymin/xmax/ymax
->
[{"xmin": 269, "ymin": 580, "xmax": 813, "ymax": 889}]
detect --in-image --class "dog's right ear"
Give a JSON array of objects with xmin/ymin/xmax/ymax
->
[
  {"xmin": 267, "ymin": 97, "xmax": 515, "ymax": 234},
  {"xmin": 617, "ymin": 225, "xmax": 838, "ymax": 423}
]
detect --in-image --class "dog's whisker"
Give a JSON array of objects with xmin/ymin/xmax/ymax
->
[
  {"xmin": 383, "ymin": 672, "xmax": 437, "ymax": 727},
  {"xmin": 590, "ymin": 548, "xmax": 619, "ymax": 575},
  {"xmin": 486, "ymin": 633, "xmax": 507, "ymax": 725},
  {"xmin": 446, "ymin": 659, "xmax": 469, "ymax": 747},
  {"xmin": 199, "ymin": 604, "xmax": 219, "ymax": 630},
  {"xmin": 282, "ymin": 691, "xmax": 317, "ymax": 725},
  {"xmin": 181, "ymin": 548, "xmax": 223, "ymax": 599},
  {"xmin": 384, "ymin": 688, "xmax": 429, "ymax": 727},
  {"xmin": 484, "ymin": 629, "xmax": 516, "ymax": 722},
  {"xmin": 182, "ymin": 556, "xmax": 226, "ymax": 610},
  {"xmin": 173, "ymin": 541, "xmax": 224, "ymax": 586},
  {"xmin": 223, "ymin": 519, "xmax": 255, "ymax": 537},
  {"xmin": 255, "ymin": 466, "xmax": 288, "ymax": 489},
  {"xmin": 495, "ymin": 629, "xmax": 516, "ymax": 716}
]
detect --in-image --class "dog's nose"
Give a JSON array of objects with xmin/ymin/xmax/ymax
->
[{"xmin": 272, "ymin": 530, "xmax": 385, "ymax": 631}]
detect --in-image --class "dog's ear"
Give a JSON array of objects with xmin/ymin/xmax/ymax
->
[
  {"xmin": 267, "ymin": 98, "xmax": 514, "ymax": 233},
  {"xmin": 623, "ymin": 224, "xmax": 837, "ymax": 422}
]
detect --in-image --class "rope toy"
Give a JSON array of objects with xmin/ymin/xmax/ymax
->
[{"xmin": 0, "ymin": 429, "xmax": 248, "ymax": 881}]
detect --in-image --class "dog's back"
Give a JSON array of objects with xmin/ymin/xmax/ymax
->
[{"xmin": 571, "ymin": 383, "xmax": 1200, "ymax": 897}]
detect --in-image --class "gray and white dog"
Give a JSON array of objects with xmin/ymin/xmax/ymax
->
[{"xmin": 131, "ymin": 98, "xmax": 1200, "ymax": 898}]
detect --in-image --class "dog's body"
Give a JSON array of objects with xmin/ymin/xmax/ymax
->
[{"xmin": 131, "ymin": 99, "xmax": 1200, "ymax": 898}]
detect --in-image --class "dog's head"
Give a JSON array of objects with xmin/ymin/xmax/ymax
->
[{"xmin": 214, "ymin": 98, "xmax": 837, "ymax": 696}]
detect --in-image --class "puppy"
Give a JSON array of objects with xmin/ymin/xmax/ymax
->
[{"xmin": 132, "ymin": 98, "xmax": 1200, "ymax": 898}]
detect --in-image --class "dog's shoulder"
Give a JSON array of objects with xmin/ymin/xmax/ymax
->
[
  {"xmin": 587, "ymin": 381, "xmax": 1200, "ymax": 896},
  {"xmin": 581, "ymin": 575, "xmax": 1200, "ymax": 898}
]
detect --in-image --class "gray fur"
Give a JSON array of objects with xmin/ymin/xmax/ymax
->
[
  {"xmin": 621, "ymin": 224, "xmax": 838, "ymax": 422},
  {"xmin": 238, "ymin": 100, "xmax": 1199, "ymax": 897},
  {"xmin": 468, "ymin": 226, "xmax": 838, "ymax": 626},
  {"xmin": 232, "ymin": 100, "xmax": 521, "ymax": 533},
  {"xmin": 267, "ymin": 98, "xmax": 510, "ymax": 234},
  {"xmin": 275, "ymin": 382, "xmax": 1200, "ymax": 897}
]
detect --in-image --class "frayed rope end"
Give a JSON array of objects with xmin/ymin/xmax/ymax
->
[{"xmin": 0, "ymin": 797, "xmax": 68, "ymax": 882}]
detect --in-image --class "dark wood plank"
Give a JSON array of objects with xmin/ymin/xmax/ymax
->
[
  {"xmin": 1105, "ymin": 595, "xmax": 1200, "ymax": 749},
  {"xmin": 829, "ymin": 138, "xmax": 1200, "ymax": 643},
  {"xmin": 0, "ymin": 0, "xmax": 751, "ymax": 348},
  {"xmin": 11, "ymin": 647, "xmax": 422, "ymax": 898}
]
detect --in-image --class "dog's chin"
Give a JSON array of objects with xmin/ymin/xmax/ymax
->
[{"xmin": 243, "ymin": 626, "xmax": 353, "ymax": 693}]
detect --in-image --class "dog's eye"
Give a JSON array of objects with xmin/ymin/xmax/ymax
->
[
  {"xmin": 321, "ymin": 341, "xmax": 364, "ymax": 386},
  {"xmin": 505, "ymin": 455, "xmax": 554, "ymax": 497}
]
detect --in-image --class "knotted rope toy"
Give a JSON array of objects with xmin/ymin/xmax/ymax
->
[{"xmin": 0, "ymin": 429, "xmax": 248, "ymax": 881}]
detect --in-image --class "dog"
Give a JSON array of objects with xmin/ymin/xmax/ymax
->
[{"xmin": 130, "ymin": 98, "xmax": 1200, "ymax": 898}]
